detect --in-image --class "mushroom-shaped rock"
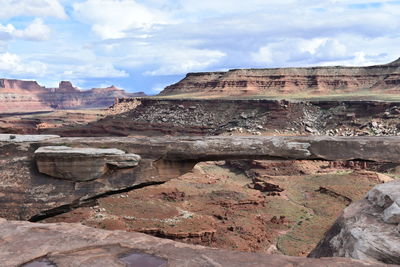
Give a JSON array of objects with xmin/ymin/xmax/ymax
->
[{"xmin": 35, "ymin": 146, "xmax": 141, "ymax": 182}]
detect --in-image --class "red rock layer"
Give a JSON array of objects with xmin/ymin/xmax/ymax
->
[
  {"xmin": 160, "ymin": 58, "xmax": 400, "ymax": 96},
  {"xmin": 0, "ymin": 79, "xmax": 145, "ymax": 113}
]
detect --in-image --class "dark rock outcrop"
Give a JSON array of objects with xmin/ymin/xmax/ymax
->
[
  {"xmin": 68, "ymin": 98, "xmax": 400, "ymax": 137},
  {"xmin": 309, "ymin": 179, "xmax": 400, "ymax": 264}
]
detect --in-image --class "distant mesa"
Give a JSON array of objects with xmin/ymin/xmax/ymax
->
[
  {"xmin": 58, "ymin": 81, "xmax": 79, "ymax": 92},
  {"xmin": 0, "ymin": 78, "xmax": 146, "ymax": 114},
  {"xmin": 159, "ymin": 57, "xmax": 400, "ymax": 96}
]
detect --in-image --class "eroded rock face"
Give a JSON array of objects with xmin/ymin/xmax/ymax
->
[
  {"xmin": 309, "ymin": 179, "xmax": 400, "ymax": 264},
  {"xmin": 0, "ymin": 218, "xmax": 387, "ymax": 267},
  {"xmin": 66, "ymin": 98, "xmax": 400, "ymax": 137},
  {"xmin": 43, "ymin": 161, "xmax": 389, "ymax": 256},
  {"xmin": 160, "ymin": 58, "xmax": 400, "ymax": 96},
  {"xmin": 35, "ymin": 146, "xmax": 141, "ymax": 181},
  {"xmin": 0, "ymin": 79, "xmax": 145, "ymax": 113},
  {"xmin": 1, "ymin": 135, "xmax": 400, "ymax": 221}
]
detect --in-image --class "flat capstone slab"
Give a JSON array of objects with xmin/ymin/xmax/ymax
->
[
  {"xmin": 0, "ymin": 134, "xmax": 60, "ymax": 143},
  {"xmin": 35, "ymin": 146, "xmax": 141, "ymax": 182},
  {"xmin": 35, "ymin": 146, "xmax": 127, "ymax": 156}
]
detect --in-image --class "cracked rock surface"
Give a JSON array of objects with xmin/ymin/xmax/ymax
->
[
  {"xmin": 2, "ymin": 135, "xmax": 400, "ymax": 221},
  {"xmin": 35, "ymin": 146, "xmax": 141, "ymax": 181},
  {"xmin": 309, "ymin": 179, "xmax": 400, "ymax": 264},
  {"xmin": 0, "ymin": 218, "xmax": 388, "ymax": 267}
]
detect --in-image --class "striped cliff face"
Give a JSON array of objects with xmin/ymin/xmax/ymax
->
[
  {"xmin": 0, "ymin": 79, "xmax": 144, "ymax": 114},
  {"xmin": 160, "ymin": 58, "xmax": 400, "ymax": 96}
]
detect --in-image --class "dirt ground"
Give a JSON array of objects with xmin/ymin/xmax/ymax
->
[{"xmin": 44, "ymin": 160, "xmax": 392, "ymax": 256}]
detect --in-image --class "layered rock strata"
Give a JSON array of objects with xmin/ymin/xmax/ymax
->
[
  {"xmin": 0, "ymin": 79, "xmax": 145, "ymax": 113},
  {"xmin": 60, "ymin": 98, "xmax": 400, "ymax": 137},
  {"xmin": 160, "ymin": 58, "xmax": 400, "ymax": 96},
  {"xmin": 2, "ymin": 134, "xmax": 400, "ymax": 221},
  {"xmin": 35, "ymin": 146, "xmax": 141, "ymax": 181},
  {"xmin": 309, "ymin": 179, "xmax": 400, "ymax": 264},
  {"xmin": 0, "ymin": 218, "xmax": 386, "ymax": 267}
]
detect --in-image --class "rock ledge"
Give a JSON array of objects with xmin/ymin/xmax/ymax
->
[{"xmin": 35, "ymin": 146, "xmax": 141, "ymax": 181}]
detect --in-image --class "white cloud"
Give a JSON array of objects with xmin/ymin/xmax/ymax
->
[
  {"xmin": 13, "ymin": 19, "xmax": 51, "ymax": 41},
  {"xmin": 251, "ymin": 36, "xmax": 395, "ymax": 68},
  {"xmin": 252, "ymin": 38, "xmax": 351, "ymax": 66},
  {"xmin": 3, "ymin": 0, "xmax": 400, "ymax": 92},
  {"xmin": 62, "ymin": 63, "xmax": 128, "ymax": 79},
  {"xmin": 0, "ymin": 19, "xmax": 51, "ymax": 41},
  {"xmin": 73, "ymin": 0, "xmax": 172, "ymax": 39},
  {"xmin": 0, "ymin": 52, "xmax": 47, "ymax": 76},
  {"xmin": 144, "ymin": 48, "xmax": 226, "ymax": 76},
  {"xmin": 0, "ymin": 24, "xmax": 14, "ymax": 40},
  {"xmin": 0, "ymin": 0, "xmax": 67, "ymax": 19}
]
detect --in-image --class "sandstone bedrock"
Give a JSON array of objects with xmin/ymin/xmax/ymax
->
[
  {"xmin": 2, "ymin": 135, "xmax": 400, "ymax": 221},
  {"xmin": 35, "ymin": 146, "xmax": 141, "ymax": 181},
  {"xmin": 0, "ymin": 218, "xmax": 387, "ymax": 267},
  {"xmin": 309, "ymin": 179, "xmax": 400, "ymax": 265},
  {"xmin": 160, "ymin": 58, "xmax": 400, "ymax": 96}
]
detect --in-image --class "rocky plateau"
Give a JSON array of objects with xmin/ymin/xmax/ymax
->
[
  {"xmin": 2, "ymin": 59, "xmax": 400, "ymax": 266},
  {"xmin": 0, "ymin": 79, "xmax": 145, "ymax": 114},
  {"xmin": 160, "ymin": 58, "xmax": 400, "ymax": 96}
]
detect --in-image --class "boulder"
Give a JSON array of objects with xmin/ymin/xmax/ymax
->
[
  {"xmin": 0, "ymin": 218, "xmax": 387, "ymax": 267},
  {"xmin": 35, "ymin": 146, "xmax": 141, "ymax": 181},
  {"xmin": 309, "ymin": 179, "xmax": 400, "ymax": 264}
]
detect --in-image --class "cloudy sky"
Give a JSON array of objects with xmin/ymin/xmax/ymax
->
[{"xmin": 0, "ymin": 0, "xmax": 400, "ymax": 94}]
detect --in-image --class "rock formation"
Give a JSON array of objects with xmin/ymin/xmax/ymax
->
[
  {"xmin": 160, "ymin": 58, "xmax": 400, "ymax": 96},
  {"xmin": 2, "ymin": 134, "xmax": 400, "ymax": 221},
  {"xmin": 43, "ymin": 160, "xmax": 391, "ymax": 255},
  {"xmin": 35, "ymin": 146, "xmax": 141, "ymax": 181},
  {"xmin": 56, "ymin": 98, "xmax": 400, "ymax": 137},
  {"xmin": 0, "ymin": 79, "xmax": 145, "ymax": 113},
  {"xmin": 0, "ymin": 218, "xmax": 385, "ymax": 267},
  {"xmin": 3, "ymin": 97, "xmax": 400, "ymax": 137},
  {"xmin": 2, "ymin": 134, "xmax": 400, "ymax": 264},
  {"xmin": 309, "ymin": 179, "xmax": 400, "ymax": 264}
]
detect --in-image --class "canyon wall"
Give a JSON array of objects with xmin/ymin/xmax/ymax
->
[
  {"xmin": 0, "ymin": 79, "xmax": 145, "ymax": 113},
  {"xmin": 49, "ymin": 98, "xmax": 400, "ymax": 137},
  {"xmin": 160, "ymin": 58, "xmax": 400, "ymax": 96}
]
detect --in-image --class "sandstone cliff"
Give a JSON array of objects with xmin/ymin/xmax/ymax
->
[
  {"xmin": 160, "ymin": 58, "xmax": 400, "ymax": 96},
  {"xmin": 0, "ymin": 79, "xmax": 145, "ymax": 113}
]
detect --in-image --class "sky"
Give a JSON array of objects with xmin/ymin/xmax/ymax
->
[{"xmin": 0, "ymin": 0, "xmax": 400, "ymax": 94}]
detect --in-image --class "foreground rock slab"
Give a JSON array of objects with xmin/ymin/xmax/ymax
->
[
  {"xmin": 2, "ymin": 135, "xmax": 400, "ymax": 221},
  {"xmin": 35, "ymin": 146, "xmax": 141, "ymax": 181},
  {"xmin": 309, "ymin": 179, "xmax": 400, "ymax": 264},
  {"xmin": 40, "ymin": 135, "xmax": 400, "ymax": 163},
  {"xmin": 0, "ymin": 218, "xmax": 388, "ymax": 267}
]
